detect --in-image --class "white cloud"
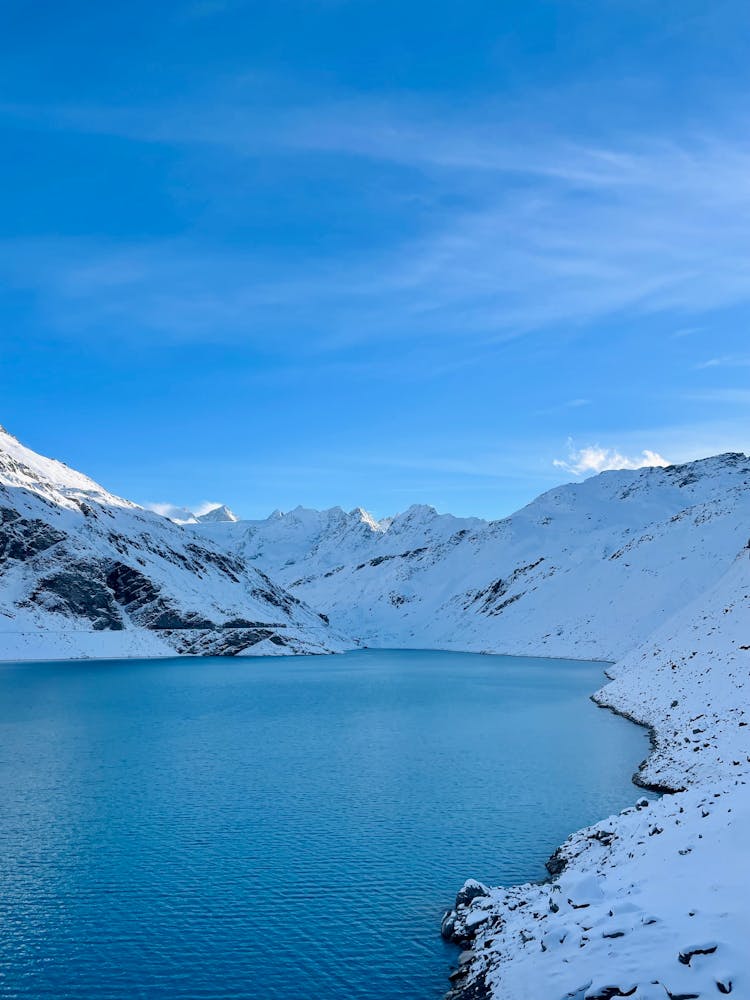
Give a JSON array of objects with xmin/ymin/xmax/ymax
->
[
  {"xmin": 192, "ymin": 501, "xmax": 224, "ymax": 516},
  {"xmin": 144, "ymin": 500, "xmax": 224, "ymax": 521},
  {"xmin": 554, "ymin": 443, "xmax": 670, "ymax": 476},
  {"xmin": 144, "ymin": 502, "xmax": 197, "ymax": 522},
  {"xmin": 694, "ymin": 355, "xmax": 750, "ymax": 370}
]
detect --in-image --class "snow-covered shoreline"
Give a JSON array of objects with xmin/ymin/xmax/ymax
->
[{"xmin": 441, "ymin": 549, "xmax": 748, "ymax": 1000}]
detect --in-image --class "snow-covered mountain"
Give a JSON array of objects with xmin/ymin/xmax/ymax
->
[
  {"xmin": 444, "ymin": 540, "xmax": 750, "ymax": 1000},
  {"xmin": 196, "ymin": 503, "xmax": 238, "ymax": 523},
  {"xmin": 191, "ymin": 502, "xmax": 483, "ymax": 578},
  {"xmin": 193, "ymin": 454, "xmax": 750, "ymax": 661},
  {"xmin": 0, "ymin": 426, "xmax": 345, "ymax": 660}
]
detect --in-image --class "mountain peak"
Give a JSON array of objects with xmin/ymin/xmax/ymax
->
[
  {"xmin": 348, "ymin": 506, "xmax": 383, "ymax": 531},
  {"xmin": 196, "ymin": 504, "xmax": 238, "ymax": 523}
]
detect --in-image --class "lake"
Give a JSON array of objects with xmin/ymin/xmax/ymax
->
[{"xmin": 0, "ymin": 649, "xmax": 649, "ymax": 999}]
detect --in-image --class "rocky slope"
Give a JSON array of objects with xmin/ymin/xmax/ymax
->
[
  {"xmin": 194, "ymin": 454, "xmax": 750, "ymax": 661},
  {"xmin": 440, "ymin": 547, "xmax": 749, "ymax": 999},
  {"xmin": 0, "ymin": 426, "xmax": 345, "ymax": 660}
]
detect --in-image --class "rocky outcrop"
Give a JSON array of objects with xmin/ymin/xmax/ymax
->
[
  {"xmin": 29, "ymin": 561, "xmax": 124, "ymax": 630},
  {"xmin": 0, "ymin": 508, "xmax": 66, "ymax": 566}
]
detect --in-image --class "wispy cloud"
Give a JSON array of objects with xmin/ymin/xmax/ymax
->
[
  {"xmin": 695, "ymin": 355, "xmax": 750, "ymax": 370},
  {"xmin": 145, "ymin": 499, "xmax": 223, "ymax": 520},
  {"xmin": 2, "ymin": 94, "xmax": 750, "ymax": 348},
  {"xmin": 682, "ymin": 388, "xmax": 750, "ymax": 405},
  {"xmin": 553, "ymin": 442, "xmax": 670, "ymax": 476}
]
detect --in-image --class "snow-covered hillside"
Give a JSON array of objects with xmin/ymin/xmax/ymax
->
[
  {"xmin": 194, "ymin": 454, "xmax": 750, "ymax": 661},
  {"xmin": 0, "ymin": 426, "xmax": 345, "ymax": 660},
  {"xmin": 442, "ymin": 545, "xmax": 750, "ymax": 1000}
]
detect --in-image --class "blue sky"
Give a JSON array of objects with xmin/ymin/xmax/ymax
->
[{"xmin": 1, "ymin": 0, "xmax": 749, "ymax": 518}]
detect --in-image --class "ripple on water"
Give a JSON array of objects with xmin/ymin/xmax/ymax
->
[{"xmin": 0, "ymin": 649, "xmax": 649, "ymax": 999}]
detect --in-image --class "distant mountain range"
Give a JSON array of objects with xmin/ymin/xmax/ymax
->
[
  {"xmin": 188, "ymin": 454, "xmax": 750, "ymax": 661},
  {"xmin": 3, "ymin": 421, "xmax": 749, "ymax": 665}
]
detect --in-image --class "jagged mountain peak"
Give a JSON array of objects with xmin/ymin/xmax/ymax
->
[
  {"xmin": 196, "ymin": 504, "xmax": 238, "ymax": 523},
  {"xmin": 348, "ymin": 506, "xmax": 384, "ymax": 531},
  {"xmin": 190, "ymin": 448, "xmax": 750, "ymax": 661}
]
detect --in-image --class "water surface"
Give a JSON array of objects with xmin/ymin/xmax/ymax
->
[{"xmin": 0, "ymin": 649, "xmax": 648, "ymax": 999}]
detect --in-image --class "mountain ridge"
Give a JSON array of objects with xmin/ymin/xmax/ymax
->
[
  {"xmin": 191, "ymin": 451, "xmax": 750, "ymax": 661},
  {"xmin": 0, "ymin": 425, "xmax": 346, "ymax": 661}
]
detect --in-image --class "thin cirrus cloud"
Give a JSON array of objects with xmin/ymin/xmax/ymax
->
[
  {"xmin": 2, "ymin": 96, "xmax": 750, "ymax": 350},
  {"xmin": 553, "ymin": 443, "xmax": 670, "ymax": 476},
  {"xmin": 694, "ymin": 355, "xmax": 750, "ymax": 369}
]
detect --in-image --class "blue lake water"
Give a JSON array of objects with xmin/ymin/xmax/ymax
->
[{"xmin": 0, "ymin": 649, "xmax": 649, "ymax": 1000}]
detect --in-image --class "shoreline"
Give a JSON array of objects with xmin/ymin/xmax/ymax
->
[
  {"xmin": 440, "ymin": 554, "xmax": 748, "ymax": 999},
  {"xmin": 590, "ymin": 697, "xmax": 684, "ymax": 797}
]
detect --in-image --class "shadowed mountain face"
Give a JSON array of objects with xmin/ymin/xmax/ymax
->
[
  {"xmin": 0, "ymin": 426, "xmax": 346, "ymax": 661},
  {"xmin": 191, "ymin": 454, "xmax": 750, "ymax": 662}
]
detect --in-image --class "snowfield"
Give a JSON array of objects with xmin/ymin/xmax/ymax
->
[
  {"xmin": 0, "ymin": 426, "xmax": 346, "ymax": 659},
  {"xmin": 2, "ymin": 422, "xmax": 748, "ymax": 999}
]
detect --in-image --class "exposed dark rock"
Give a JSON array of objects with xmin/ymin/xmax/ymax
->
[
  {"xmin": 354, "ymin": 547, "xmax": 429, "ymax": 572},
  {"xmin": 440, "ymin": 910, "xmax": 459, "ymax": 941},
  {"xmin": 164, "ymin": 627, "xmax": 291, "ymax": 657},
  {"xmin": 456, "ymin": 880, "xmax": 490, "ymax": 908},
  {"xmin": 0, "ymin": 515, "xmax": 66, "ymax": 567},
  {"xmin": 546, "ymin": 846, "xmax": 567, "ymax": 876},
  {"xmin": 250, "ymin": 569, "xmax": 301, "ymax": 615},
  {"xmin": 106, "ymin": 561, "xmax": 215, "ymax": 630},
  {"xmin": 468, "ymin": 558, "xmax": 544, "ymax": 615},
  {"xmin": 445, "ymin": 966, "xmax": 493, "ymax": 1000},
  {"xmin": 30, "ymin": 563, "xmax": 123, "ymax": 630},
  {"xmin": 678, "ymin": 943, "xmax": 717, "ymax": 966},
  {"xmin": 185, "ymin": 543, "xmax": 244, "ymax": 582},
  {"xmin": 586, "ymin": 988, "xmax": 637, "ymax": 999}
]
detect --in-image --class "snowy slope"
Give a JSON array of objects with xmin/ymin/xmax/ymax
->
[
  {"xmin": 194, "ymin": 455, "xmax": 750, "ymax": 661},
  {"xmin": 443, "ymin": 545, "xmax": 750, "ymax": 1000},
  {"xmin": 0, "ymin": 426, "xmax": 345, "ymax": 660}
]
